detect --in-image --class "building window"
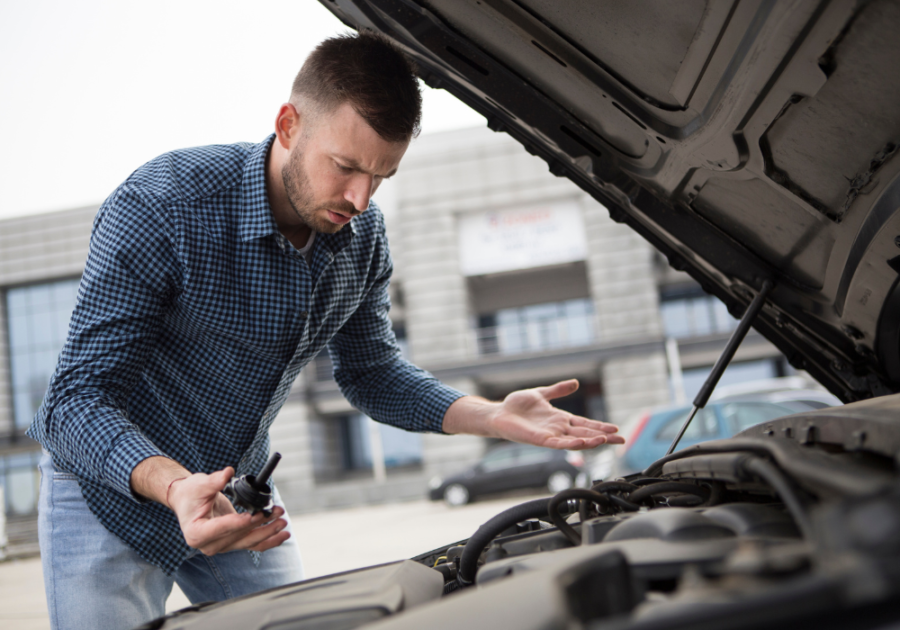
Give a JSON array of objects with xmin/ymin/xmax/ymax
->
[
  {"xmin": 660, "ymin": 287, "xmax": 736, "ymax": 339},
  {"xmin": 0, "ymin": 451, "xmax": 43, "ymax": 516},
  {"xmin": 7, "ymin": 279, "xmax": 80, "ymax": 429},
  {"xmin": 339, "ymin": 414, "xmax": 422, "ymax": 471},
  {"xmin": 475, "ymin": 298, "xmax": 595, "ymax": 355},
  {"xmin": 312, "ymin": 324, "xmax": 408, "ymax": 383}
]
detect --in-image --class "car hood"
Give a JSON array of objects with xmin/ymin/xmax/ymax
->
[{"xmin": 318, "ymin": 0, "xmax": 900, "ymax": 403}]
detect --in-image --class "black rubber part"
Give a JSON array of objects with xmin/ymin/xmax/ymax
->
[
  {"xmin": 628, "ymin": 481, "xmax": 709, "ymax": 505},
  {"xmin": 548, "ymin": 488, "xmax": 612, "ymax": 545},
  {"xmin": 457, "ymin": 498, "xmax": 550, "ymax": 586}
]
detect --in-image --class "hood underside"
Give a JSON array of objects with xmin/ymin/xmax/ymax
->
[{"xmin": 318, "ymin": 0, "xmax": 900, "ymax": 402}]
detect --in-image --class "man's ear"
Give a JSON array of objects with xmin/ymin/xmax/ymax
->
[{"xmin": 274, "ymin": 103, "xmax": 301, "ymax": 150}]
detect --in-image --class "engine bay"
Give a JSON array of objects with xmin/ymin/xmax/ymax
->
[{"xmin": 142, "ymin": 401, "xmax": 900, "ymax": 630}]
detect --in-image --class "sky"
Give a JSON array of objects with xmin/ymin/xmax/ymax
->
[{"xmin": 0, "ymin": 0, "xmax": 485, "ymax": 220}]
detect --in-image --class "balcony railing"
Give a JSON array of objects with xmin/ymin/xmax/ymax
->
[{"xmin": 471, "ymin": 316, "xmax": 596, "ymax": 356}]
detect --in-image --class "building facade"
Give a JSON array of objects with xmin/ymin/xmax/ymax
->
[{"xmin": 0, "ymin": 126, "xmax": 789, "ymax": 532}]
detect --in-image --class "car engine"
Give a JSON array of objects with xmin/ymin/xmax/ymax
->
[{"xmin": 140, "ymin": 398, "xmax": 900, "ymax": 630}]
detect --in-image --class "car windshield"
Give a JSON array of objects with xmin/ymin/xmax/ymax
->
[
  {"xmin": 720, "ymin": 402, "xmax": 795, "ymax": 434},
  {"xmin": 480, "ymin": 447, "xmax": 519, "ymax": 472},
  {"xmin": 655, "ymin": 408, "xmax": 717, "ymax": 441}
]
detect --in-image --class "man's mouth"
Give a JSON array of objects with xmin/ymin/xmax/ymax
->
[{"xmin": 327, "ymin": 210, "xmax": 353, "ymax": 225}]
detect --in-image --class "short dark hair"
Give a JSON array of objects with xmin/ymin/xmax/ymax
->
[{"xmin": 291, "ymin": 31, "xmax": 422, "ymax": 143}]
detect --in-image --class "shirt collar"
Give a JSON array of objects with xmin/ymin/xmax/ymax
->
[
  {"xmin": 239, "ymin": 134, "xmax": 357, "ymax": 253},
  {"xmin": 239, "ymin": 135, "xmax": 280, "ymax": 242}
]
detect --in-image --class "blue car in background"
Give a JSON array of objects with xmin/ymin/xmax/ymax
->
[{"xmin": 593, "ymin": 386, "xmax": 840, "ymax": 480}]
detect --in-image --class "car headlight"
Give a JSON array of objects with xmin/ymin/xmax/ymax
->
[{"xmin": 428, "ymin": 476, "xmax": 443, "ymax": 490}]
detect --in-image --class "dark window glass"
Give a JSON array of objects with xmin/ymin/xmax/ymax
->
[
  {"xmin": 480, "ymin": 447, "xmax": 520, "ymax": 472},
  {"xmin": 339, "ymin": 414, "xmax": 422, "ymax": 471},
  {"xmin": 516, "ymin": 445, "xmax": 555, "ymax": 466},
  {"xmin": 7, "ymin": 279, "xmax": 80, "ymax": 429},
  {"xmin": 660, "ymin": 288, "xmax": 737, "ymax": 339},
  {"xmin": 477, "ymin": 298, "xmax": 596, "ymax": 356},
  {"xmin": 0, "ymin": 450, "xmax": 43, "ymax": 516}
]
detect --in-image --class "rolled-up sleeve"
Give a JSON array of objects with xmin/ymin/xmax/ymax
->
[{"xmin": 28, "ymin": 185, "xmax": 183, "ymax": 500}]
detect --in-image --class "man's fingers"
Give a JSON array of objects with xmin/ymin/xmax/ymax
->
[
  {"xmin": 187, "ymin": 507, "xmax": 287, "ymax": 554},
  {"xmin": 248, "ymin": 530, "xmax": 291, "ymax": 553},
  {"xmin": 569, "ymin": 416, "xmax": 620, "ymax": 433},
  {"xmin": 183, "ymin": 511, "xmax": 254, "ymax": 549},
  {"xmin": 543, "ymin": 435, "xmax": 608, "ymax": 450},
  {"xmin": 206, "ymin": 516, "xmax": 289, "ymax": 555},
  {"xmin": 536, "ymin": 379, "xmax": 579, "ymax": 401}
]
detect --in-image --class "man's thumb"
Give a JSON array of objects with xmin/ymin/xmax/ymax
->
[{"xmin": 538, "ymin": 379, "xmax": 579, "ymax": 401}]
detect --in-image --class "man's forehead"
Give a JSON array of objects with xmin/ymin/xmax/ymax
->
[{"xmin": 315, "ymin": 103, "xmax": 408, "ymax": 174}]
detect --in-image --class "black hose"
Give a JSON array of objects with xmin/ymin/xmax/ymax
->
[
  {"xmin": 591, "ymin": 480, "xmax": 638, "ymax": 493},
  {"xmin": 609, "ymin": 494, "xmax": 641, "ymax": 511},
  {"xmin": 456, "ymin": 498, "xmax": 550, "ymax": 586},
  {"xmin": 631, "ymin": 477, "xmax": 667, "ymax": 486},
  {"xmin": 591, "ymin": 480, "xmax": 640, "ymax": 512},
  {"xmin": 628, "ymin": 481, "xmax": 709, "ymax": 506},
  {"xmin": 548, "ymin": 489, "xmax": 611, "ymax": 546}
]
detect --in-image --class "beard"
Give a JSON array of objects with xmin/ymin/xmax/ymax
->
[{"xmin": 281, "ymin": 145, "xmax": 357, "ymax": 235}]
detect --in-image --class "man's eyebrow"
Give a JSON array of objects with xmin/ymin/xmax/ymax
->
[{"xmin": 333, "ymin": 155, "xmax": 398, "ymax": 178}]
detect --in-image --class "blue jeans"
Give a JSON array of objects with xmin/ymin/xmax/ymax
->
[{"xmin": 38, "ymin": 453, "xmax": 304, "ymax": 630}]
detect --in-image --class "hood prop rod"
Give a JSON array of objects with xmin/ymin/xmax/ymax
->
[{"xmin": 666, "ymin": 279, "xmax": 774, "ymax": 456}]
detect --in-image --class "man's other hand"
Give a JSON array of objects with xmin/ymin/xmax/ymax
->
[
  {"xmin": 131, "ymin": 457, "xmax": 290, "ymax": 555},
  {"xmin": 442, "ymin": 379, "xmax": 626, "ymax": 450},
  {"xmin": 167, "ymin": 468, "xmax": 290, "ymax": 555}
]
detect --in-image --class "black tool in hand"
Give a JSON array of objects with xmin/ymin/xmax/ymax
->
[{"xmin": 223, "ymin": 452, "xmax": 282, "ymax": 517}]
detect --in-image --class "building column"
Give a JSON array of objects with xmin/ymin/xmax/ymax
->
[
  {"xmin": 269, "ymin": 397, "xmax": 316, "ymax": 514},
  {"xmin": 421, "ymin": 377, "xmax": 485, "ymax": 481},
  {"xmin": 600, "ymin": 353, "xmax": 670, "ymax": 428}
]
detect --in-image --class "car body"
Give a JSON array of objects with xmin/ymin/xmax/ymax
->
[
  {"xmin": 592, "ymin": 393, "xmax": 837, "ymax": 479},
  {"xmin": 140, "ymin": 1, "xmax": 900, "ymax": 628},
  {"xmin": 428, "ymin": 443, "xmax": 586, "ymax": 505}
]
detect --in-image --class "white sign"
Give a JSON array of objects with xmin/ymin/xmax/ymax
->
[{"xmin": 458, "ymin": 201, "xmax": 588, "ymax": 276}]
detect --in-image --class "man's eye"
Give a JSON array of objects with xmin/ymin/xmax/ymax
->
[{"xmin": 336, "ymin": 163, "xmax": 352, "ymax": 173}]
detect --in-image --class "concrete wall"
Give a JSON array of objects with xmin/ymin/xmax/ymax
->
[{"xmin": 393, "ymin": 127, "xmax": 576, "ymax": 365}]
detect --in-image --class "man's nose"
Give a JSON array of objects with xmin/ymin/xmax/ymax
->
[{"xmin": 344, "ymin": 174, "xmax": 374, "ymax": 213}]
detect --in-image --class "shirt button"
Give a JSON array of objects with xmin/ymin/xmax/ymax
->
[{"xmin": 300, "ymin": 311, "xmax": 309, "ymax": 319}]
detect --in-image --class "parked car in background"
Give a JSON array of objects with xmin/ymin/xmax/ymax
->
[
  {"xmin": 592, "ymin": 382, "xmax": 840, "ymax": 479},
  {"xmin": 429, "ymin": 443, "xmax": 586, "ymax": 506}
]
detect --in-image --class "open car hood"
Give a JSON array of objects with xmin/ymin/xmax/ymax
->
[{"xmin": 318, "ymin": 0, "xmax": 900, "ymax": 402}]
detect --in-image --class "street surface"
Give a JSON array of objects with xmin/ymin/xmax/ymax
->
[{"xmin": 0, "ymin": 492, "xmax": 540, "ymax": 630}]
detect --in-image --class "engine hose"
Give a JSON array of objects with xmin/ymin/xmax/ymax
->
[
  {"xmin": 591, "ymin": 480, "xmax": 639, "ymax": 493},
  {"xmin": 456, "ymin": 498, "xmax": 551, "ymax": 587},
  {"xmin": 609, "ymin": 494, "xmax": 641, "ymax": 511},
  {"xmin": 548, "ymin": 489, "xmax": 611, "ymax": 546},
  {"xmin": 590, "ymin": 480, "xmax": 640, "ymax": 512},
  {"xmin": 631, "ymin": 477, "xmax": 667, "ymax": 486},
  {"xmin": 628, "ymin": 481, "xmax": 710, "ymax": 506}
]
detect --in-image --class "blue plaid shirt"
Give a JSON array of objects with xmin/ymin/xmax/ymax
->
[{"xmin": 27, "ymin": 135, "xmax": 464, "ymax": 574}]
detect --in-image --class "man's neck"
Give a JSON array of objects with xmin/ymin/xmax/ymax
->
[{"xmin": 265, "ymin": 138, "xmax": 312, "ymax": 249}]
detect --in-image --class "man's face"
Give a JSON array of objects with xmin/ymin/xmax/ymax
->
[{"xmin": 281, "ymin": 102, "xmax": 408, "ymax": 234}]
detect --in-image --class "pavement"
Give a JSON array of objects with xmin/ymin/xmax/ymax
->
[{"xmin": 0, "ymin": 492, "xmax": 541, "ymax": 630}]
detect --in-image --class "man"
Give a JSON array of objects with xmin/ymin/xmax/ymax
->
[{"xmin": 28, "ymin": 32, "xmax": 623, "ymax": 630}]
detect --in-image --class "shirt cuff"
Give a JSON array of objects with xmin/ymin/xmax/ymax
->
[
  {"xmin": 420, "ymin": 385, "xmax": 468, "ymax": 434},
  {"xmin": 103, "ymin": 429, "xmax": 167, "ymax": 503}
]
